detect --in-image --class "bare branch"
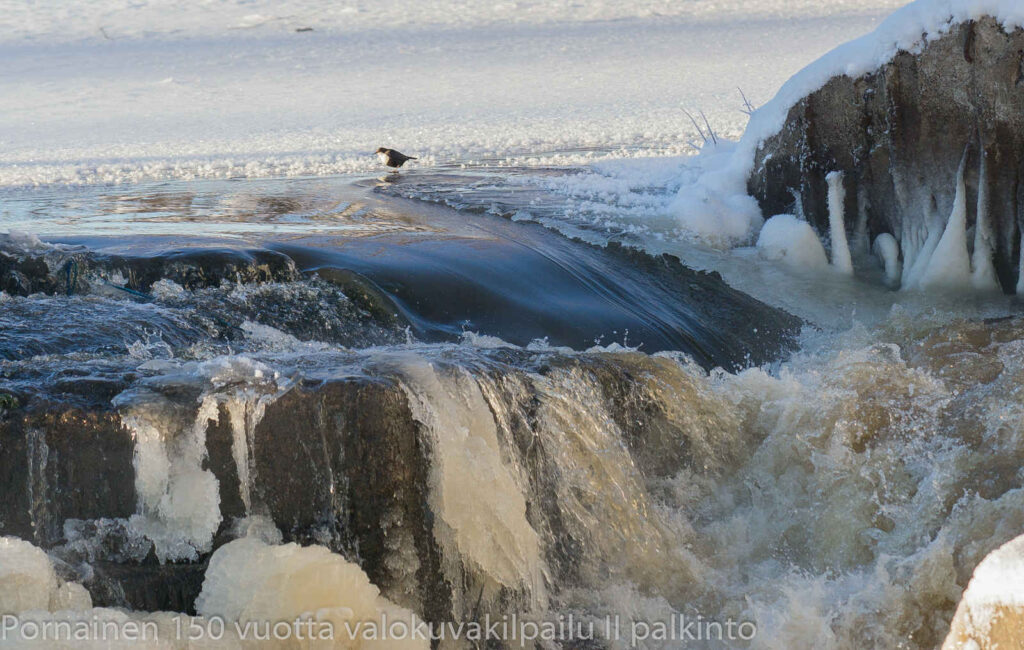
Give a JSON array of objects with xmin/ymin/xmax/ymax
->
[
  {"xmin": 699, "ymin": 110, "xmax": 718, "ymax": 146},
  {"xmin": 738, "ymin": 87, "xmax": 757, "ymax": 116},
  {"xmin": 682, "ymin": 109, "xmax": 709, "ymax": 145}
]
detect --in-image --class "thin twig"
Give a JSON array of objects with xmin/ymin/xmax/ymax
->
[
  {"xmin": 699, "ymin": 110, "xmax": 718, "ymax": 145},
  {"xmin": 683, "ymin": 109, "xmax": 709, "ymax": 145},
  {"xmin": 738, "ymin": 87, "xmax": 757, "ymax": 115}
]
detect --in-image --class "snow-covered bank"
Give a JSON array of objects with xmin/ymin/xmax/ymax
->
[
  {"xmin": 0, "ymin": 1, "xmax": 902, "ymax": 187},
  {"xmin": 0, "ymin": 0, "xmax": 911, "ymax": 45}
]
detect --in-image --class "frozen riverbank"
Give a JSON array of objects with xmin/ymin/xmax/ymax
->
[{"xmin": 0, "ymin": 0, "xmax": 903, "ymax": 187}]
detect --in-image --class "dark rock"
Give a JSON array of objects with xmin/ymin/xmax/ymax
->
[
  {"xmin": 96, "ymin": 248, "xmax": 300, "ymax": 292},
  {"xmin": 86, "ymin": 560, "xmax": 208, "ymax": 613},
  {"xmin": 0, "ymin": 404, "xmax": 136, "ymax": 547},
  {"xmin": 310, "ymin": 267, "xmax": 410, "ymax": 330},
  {"xmin": 0, "ymin": 251, "xmax": 63, "ymax": 295},
  {"xmin": 748, "ymin": 18, "xmax": 1024, "ymax": 292},
  {"xmin": 1, "ymin": 269, "xmax": 31, "ymax": 296},
  {"xmin": 243, "ymin": 377, "xmax": 453, "ymax": 622},
  {"xmin": 598, "ymin": 240, "xmax": 801, "ymax": 368},
  {"xmin": 0, "ymin": 247, "xmax": 299, "ymax": 297},
  {"xmin": 0, "ymin": 351, "xmax": 722, "ymax": 624}
]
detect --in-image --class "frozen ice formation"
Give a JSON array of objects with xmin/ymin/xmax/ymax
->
[{"xmin": 678, "ymin": 0, "xmax": 1024, "ymax": 293}]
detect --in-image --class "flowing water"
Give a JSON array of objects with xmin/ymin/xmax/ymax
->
[{"xmin": 1, "ymin": 164, "xmax": 1023, "ymax": 649}]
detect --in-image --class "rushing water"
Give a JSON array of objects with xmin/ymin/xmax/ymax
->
[{"xmin": 1, "ymin": 165, "xmax": 1023, "ymax": 649}]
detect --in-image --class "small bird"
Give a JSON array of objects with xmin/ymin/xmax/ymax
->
[{"xmin": 376, "ymin": 147, "xmax": 417, "ymax": 169}]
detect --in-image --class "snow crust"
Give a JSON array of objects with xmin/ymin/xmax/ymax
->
[{"xmin": 0, "ymin": 0, "xmax": 908, "ymax": 45}]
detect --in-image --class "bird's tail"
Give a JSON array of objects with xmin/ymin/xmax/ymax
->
[{"xmin": 409, "ymin": 156, "xmax": 418, "ymax": 160}]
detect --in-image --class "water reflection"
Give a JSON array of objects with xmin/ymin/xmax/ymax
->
[{"xmin": 0, "ymin": 175, "xmax": 440, "ymax": 238}]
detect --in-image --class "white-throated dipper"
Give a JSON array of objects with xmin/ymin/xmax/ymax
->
[{"xmin": 376, "ymin": 147, "xmax": 417, "ymax": 169}]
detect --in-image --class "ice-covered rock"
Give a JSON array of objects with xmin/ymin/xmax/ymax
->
[
  {"xmin": 748, "ymin": 9, "xmax": 1024, "ymax": 292},
  {"xmin": 942, "ymin": 533, "xmax": 1024, "ymax": 649},
  {"xmin": 665, "ymin": 0, "xmax": 1024, "ymax": 291}
]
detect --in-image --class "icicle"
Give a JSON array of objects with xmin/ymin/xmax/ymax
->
[
  {"xmin": 971, "ymin": 148, "xmax": 1000, "ymax": 292},
  {"xmin": 224, "ymin": 396, "xmax": 272, "ymax": 515},
  {"xmin": 827, "ymin": 171, "xmax": 854, "ymax": 274},
  {"xmin": 120, "ymin": 395, "xmax": 223, "ymax": 563},
  {"xmin": 903, "ymin": 220, "xmax": 940, "ymax": 289},
  {"xmin": 919, "ymin": 149, "xmax": 973, "ymax": 291},
  {"xmin": 873, "ymin": 233, "xmax": 901, "ymax": 287},
  {"xmin": 901, "ymin": 221, "xmax": 920, "ymax": 283}
]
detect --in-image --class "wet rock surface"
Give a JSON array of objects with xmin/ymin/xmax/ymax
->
[
  {"xmin": 0, "ymin": 245, "xmax": 300, "ymax": 298},
  {"xmin": 749, "ymin": 18, "xmax": 1024, "ymax": 292},
  {"xmin": 0, "ymin": 348, "xmax": 725, "ymax": 622}
]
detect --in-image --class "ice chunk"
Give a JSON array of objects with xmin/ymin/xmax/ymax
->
[
  {"xmin": 120, "ymin": 394, "xmax": 223, "ymax": 563},
  {"xmin": 0, "ymin": 536, "xmax": 92, "ymax": 614},
  {"xmin": 671, "ymin": 144, "xmax": 764, "ymax": 248},
  {"xmin": 227, "ymin": 515, "xmax": 283, "ymax": 545},
  {"xmin": 197, "ymin": 538, "xmax": 427, "ymax": 649},
  {"xmin": 872, "ymin": 233, "xmax": 901, "ymax": 287},
  {"xmin": 116, "ymin": 356, "xmax": 283, "ymax": 563},
  {"xmin": 756, "ymin": 214, "xmax": 829, "ymax": 271},
  {"xmin": 943, "ymin": 533, "xmax": 1024, "ymax": 649}
]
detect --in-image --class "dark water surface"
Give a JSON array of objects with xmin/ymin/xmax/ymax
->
[{"xmin": 4, "ymin": 171, "xmax": 799, "ymax": 369}]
